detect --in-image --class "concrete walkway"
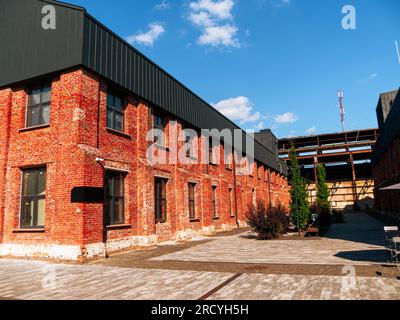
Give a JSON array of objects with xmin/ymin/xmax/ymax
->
[{"xmin": 153, "ymin": 212, "xmax": 388, "ymax": 265}]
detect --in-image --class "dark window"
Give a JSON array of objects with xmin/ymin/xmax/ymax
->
[
  {"xmin": 104, "ymin": 171, "xmax": 125, "ymax": 225},
  {"xmin": 155, "ymin": 178, "xmax": 167, "ymax": 223},
  {"xmin": 20, "ymin": 167, "xmax": 46, "ymax": 228},
  {"xmin": 154, "ymin": 112, "xmax": 167, "ymax": 146},
  {"xmin": 222, "ymin": 141, "xmax": 230, "ymax": 169},
  {"xmin": 209, "ymin": 137, "xmax": 214, "ymax": 164},
  {"xmin": 212, "ymin": 186, "xmax": 218, "ymax": 218},
  {"xmin": 188, "ymin": 183, "xmax": 196, "ymax": 220},
  {"xmin": 26, "ymin": 83, "xmax": 51, "ymax": 128},
  {"xmin": 185, "ymin": 135, "xmax": 191, "ymax": 157},
  {"xmin": 225, "ymin": 150, "xmax": 232, "ymax": 169},
  {"xmin": 107, "ymin": 88, "xmax": 125, "ymax": 131},
  {"xmin": 185, "ymin": 132, "xmax": 196, "ymax": 158},
  {"xmin": 229, "ymin": 188, "xmax": 234, "ymax": 217}
]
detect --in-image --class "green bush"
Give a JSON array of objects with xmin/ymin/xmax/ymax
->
[{"xmin": 245, "ymin": 201, "xmax": 289, "ymax": 240}]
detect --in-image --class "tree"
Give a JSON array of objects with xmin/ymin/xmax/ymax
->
[
  {"xmin": 315, "ymin": 164, "xmax": 332, "ymax": 227},
  {"xmin": 289, "ymin": 146, "xmax": 310, "ymax": 231},
  {"xmin": 316, "ymin": 164, "xmax": 330, "ymax": 213}
]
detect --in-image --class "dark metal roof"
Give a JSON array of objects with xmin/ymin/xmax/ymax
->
[
  {"xmin": 0, "ymin": 0, "xmax": 287, "ymax": 175},
  {"xmin": 0, "ymin": 0, "xmax": 84, "ymax": 87},
  {"xmin": 376, "ymin": 90, "xmax": 398, "ymax": 129},
  {"xmin": 372, "ymin": 89, "xmax": 400, "ymax": 165},
  {"xmin": 254, "ymin": 130, "xmax": 278, "ymax": 155}
]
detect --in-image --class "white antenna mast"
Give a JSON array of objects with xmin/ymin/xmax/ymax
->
[{"xmin": 338, "ymin": 90, "xmax": 345, "ymax": 132}]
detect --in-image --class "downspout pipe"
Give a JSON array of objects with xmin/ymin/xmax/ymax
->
[
  {"xmin": 233, "ymin": 151, "xmax": 240, "ymax": 228},
  {"xmin": 95, "ymin": 158, "xmax": 108, "ymax": 258}
]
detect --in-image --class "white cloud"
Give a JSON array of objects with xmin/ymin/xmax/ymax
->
[
  {"xmin": 198, "ymin": 24, "xmax": 239, "ymax": 48},
  {"xmin": 190, "ymin": 0, "xmax": 235, "ymax": 19},
  {"xmin": 305, "ymin": 126, "xmax": 317, "ymax": 135},
  {"xmin": 155, "ymin": 0, "xmax": 171, "ymax": 10},
  {"xmin": 213, "ymin": 96, "xmax": 260, "ymax": 124},
  {"xmin": 254, "ymin": 122, "xmax": 265, "ymax": 130},
  {"xmin": 187, "ymin": 0, "xmax": 240, "ymax": 49},
  {"xmin": 368, "ymin": 73, "xmax": 378, "ymax": 79},
  {"xmin": 127, "ymin": 22, "xmax": 165, "ymax": 47},
  {"xmin": 274, "ymin": 112, "xmax": 298, "ymax": 124},
  {"xmin": 189, "ymin": 12, "xmax": 214, "ymax": 27}
]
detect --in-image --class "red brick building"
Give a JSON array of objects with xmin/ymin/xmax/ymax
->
[
  {"xmin": 372, "ymin": 89, "xmax": 400, "ymax": 221},
  {"xmin": 0, "ymin": 0, "xmax": 290, "ymax": 261}
]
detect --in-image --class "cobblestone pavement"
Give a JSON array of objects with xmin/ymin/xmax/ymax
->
[
  {"xmin": 208, "ymin": 273, "xmax": 400, "ymax": 300},
  {"xmin": 152, "ymin": 213, "xmax": 388, "ymax": 265},
  {"xmin": 0, "ymin": 259, "xmax": 233, "ymax": 300},
  {"xmin": 0, "ymin": 212, "xmax": 399, "ymax": 300},
  {"xmin": 0, "ymin": 259, "xmax": 399, "ymax": 300}
]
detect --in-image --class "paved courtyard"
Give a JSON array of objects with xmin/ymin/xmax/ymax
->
[
  {"xmin": 0, "ymin": 212, "xmax": 399, "ymax": 300},
  {"xmin": 152, "ymin": 212, "xmax": 388, "ymax": 265}
]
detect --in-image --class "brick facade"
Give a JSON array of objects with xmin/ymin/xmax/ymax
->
[{"xmin": 0, "ymin": 69, "xmax": 290, "ymax": 262}]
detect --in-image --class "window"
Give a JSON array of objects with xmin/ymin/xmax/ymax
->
[
  {"xmin": 155, "ymin": 178, "xmax": 167, "ymax": 223},
  {"xmin": 185, "ymin": 135, "xmax": 191, "ymax": 157},
  {"xmin": 107, "ymin": 88, "xmax": 125, "ymax": 131},
  {"xmin": 229, "ymin": 188, "xmax": 234, "ymax": 217},
  {"xmin": 222, "ymin": 141, "xmax": 231, "ymax": 169},
  {"xmin": 212, "ymin": 186, "xmax": 218, "ymax": 219},
  {"xmin": 209, "ymin": 137, "xmax": 214, "ymax": 164},
  {"xmin": 188, "ymin": 183, "xmax": 196, "ymax": 220},
  {"xmin": 104, "ymin": 171, "xmax": 125, "ymax": 225},
  {"xmin": 26, "ymin": 83, "xmax": 51, "ymax": 128},
  {"xmin": 154, "ymin": 112, "xmax": 167, "ymax": 146},
  {"xmin": 258, "ymin": 165, "xmax": 263, "ymax": 180},
  {"xmin": 185, "ymin": 133, "xmax": 194, "ymax": 158},
  {"xmin": 20, "ymin": 167, "xmax": 46, "ymax": 228}
]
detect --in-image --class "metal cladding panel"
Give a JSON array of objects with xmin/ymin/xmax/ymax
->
[
  {"xmin": 0, "ymin": 0, "xmax": 84, "ymax": 88},
  {"xmin": 372, "ymin": 90, "xmax": 400, "ymax": 165}
]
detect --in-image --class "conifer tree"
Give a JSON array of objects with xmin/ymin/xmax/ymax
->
[
  {"xmin": 289, "ymin": 146, "xmax": 310, "ymax": 231},
  {"xmin": 316, "ymin": 164, "xmax": 330, "ymax": 213}
]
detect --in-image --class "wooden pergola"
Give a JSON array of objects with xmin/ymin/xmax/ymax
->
[{"xmin": 278, "ymin": 128, "xmax": 379, "ymax": 209}]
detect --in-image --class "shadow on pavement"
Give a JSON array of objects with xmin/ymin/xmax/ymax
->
[
  {"xmin": 334, "ymin": 249, "xmax": 388, "ymax": 264},
  {"xmin": 320, "ymin": 212, "xmax": 386, "ymax": 247}
]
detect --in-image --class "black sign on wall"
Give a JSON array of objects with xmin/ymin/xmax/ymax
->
[{"xmin": 71, "ymin": 187, "xmax": 104, "ymax": 204}]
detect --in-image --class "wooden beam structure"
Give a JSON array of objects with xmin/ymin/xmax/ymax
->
[{"xmin": 278, "ymin": 128, "xmax": 379, "ymax": 211}]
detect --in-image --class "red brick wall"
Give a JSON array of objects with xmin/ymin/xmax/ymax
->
[{"xmin": 0, "ymin": 68, "xmax": 291, "ymax": 259}]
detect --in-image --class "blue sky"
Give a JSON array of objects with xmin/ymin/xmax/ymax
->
[{"xmin": 68, "ymin": 0, "xmax": 400, "ymax": 138}]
